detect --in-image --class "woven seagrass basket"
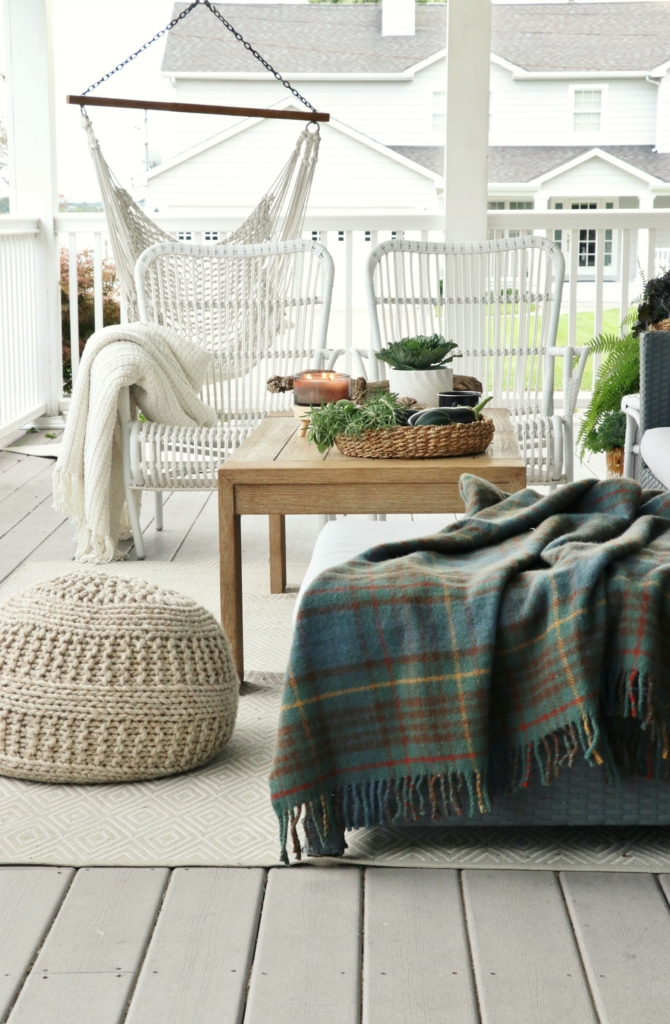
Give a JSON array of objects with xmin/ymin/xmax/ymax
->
[{"xmin": 334, "ymin": 416, "xmax": 495, "ymax": 459}]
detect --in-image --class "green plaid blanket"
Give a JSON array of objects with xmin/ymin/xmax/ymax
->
[{"xmin": 271, "ymin": 475, "xmax": 670, "ymax": 861}]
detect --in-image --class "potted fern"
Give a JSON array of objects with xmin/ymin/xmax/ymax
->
[
  {"xmin": 579, "ymin": 267, "xmax": 670, "ymax": 471},
  {"xmin": 375, "ymin": 335, "xmax": 459, "ymax": 408}
]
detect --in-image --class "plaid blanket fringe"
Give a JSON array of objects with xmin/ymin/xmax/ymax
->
[
  {"xmin": 277, "ymin": 708, "xmax": 617, "ymax": 863},
  {"xmin": 272, "ymin": 476, "xmax": 670, "ymax": 863}
]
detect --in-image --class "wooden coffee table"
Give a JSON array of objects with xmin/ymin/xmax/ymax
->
[{"xmin": 218, "ymin": 409, "xmax": 525, "ymax": 681}]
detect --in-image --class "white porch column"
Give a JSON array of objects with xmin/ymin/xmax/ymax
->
[
  {"xmin": 3, "ymin": 0, "xmax": 62, "ymax": 418},
  {"xmin": 444, "ymin": 0, "xmax": 491, "ymax": 242}
]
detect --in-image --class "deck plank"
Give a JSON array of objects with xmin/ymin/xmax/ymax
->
[
  {"xmin": 128, "ymin": 490, "xmax": 210, "ymax": 562},
  {"xmin": 173, "ymin": 492, "xmax": 219, "ymax": 561},
  {"xmin": 8, "ymin": 867, "xmax": 169, "ymax": 1024},
  {"xmin": 560, "ymin": 871, "xmax": 670, "ymax": 1024},
  {"xmin": 244, "ymin": 867, "xmax": 362, "ymax": 1024},
  {"xmin": 463, "ymin": 870, "xmax": 596, "ymax": 1024},
  {"xmin": 0, "ymin": 452, "xmax": 25, "ymax": 475},
  {"xmin": 0, "ymin": 868, "xmax": 74, "ymax": 1021},
  {"xmin": 363, "ymin": 868, "xmax": 477, "ymax": 1024},
  {"xmin": 0, "ymin": 494, "xmax": 67, "ymax": 586},
  {"xmin": 126, "ymin": 868, "xmax": 265, "ymax": 1024},
  {"xmin": 0, "ymin": 464, "xmax": 56, "ymax": 541},
  {"xmin": 0, "ymin": 458, "xmax": 54, "ymax": 506}
]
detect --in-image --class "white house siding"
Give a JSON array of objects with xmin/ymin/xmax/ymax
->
[
  {"xmin": 543, "ymin": 157, "xmax": 652, "ymax": 198},
  {"xmin": 145, "ymin": 115, "xmax": 439, "ymax": 218},
  {"xmin": 170, "ymin": 64, "xmax": 448, "ymax": 153},
  {"xmin": 489, "ymin": 64, "xmax": 658, "ymax": 147}
]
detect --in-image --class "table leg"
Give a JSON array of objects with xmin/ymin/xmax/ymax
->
[
  {"xmin": 219, "ymin": 478, "xmax": 244, "ymax": 683},
  {"xmin": 269, "ymin": 514, "xmax": 287, "ymax": 594}
]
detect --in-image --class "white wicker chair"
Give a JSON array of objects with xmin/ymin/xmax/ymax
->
[
  {"xmin": 365, "ymin": 237, "xmax": 588, "ymax": 485},
  {"xmin": 120, "ymin": 239, "xmax": 335, "ymax": 558}
]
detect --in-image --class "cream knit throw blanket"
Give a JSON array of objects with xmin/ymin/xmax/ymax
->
[{"xmin": 53, "ymin": 323, "xmax": 217, "ymax": 563}]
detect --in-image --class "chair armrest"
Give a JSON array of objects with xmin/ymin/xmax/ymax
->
[
  {"xmin": 542, "ymin": 346, "xmax": 591, "ymax": 419},
  {"xmin": 622, "ymin": 394, "xmax": 640, "ymax": 479}
]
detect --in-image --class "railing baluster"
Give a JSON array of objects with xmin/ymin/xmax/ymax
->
[
  {"xmin": 93, "ymin": 232, "xmax": 104, "ymax": 333},
  {"xmin": 569, "ymin": 228, "xmax": 579, "ymax": 348},
  {"xmin": 344, "ymin": 230, "xmax": 353, "ymax": 372},
  {"xmin": 619, "ymin": 228, "xmax": 631, "ymax": 336},
  {"xmin": 68, "ymin": 233, "xmax": 80, "ymax": 384}
]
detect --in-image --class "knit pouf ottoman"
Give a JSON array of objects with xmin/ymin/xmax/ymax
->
[{"xmin": 0, "ymin": 573, "xmax": 239, "ymax": 783}]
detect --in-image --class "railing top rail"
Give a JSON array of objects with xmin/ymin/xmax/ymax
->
[
  {"xmin": 0, "ymin": 217, "xmax": 40, "ymax": 235},
  {"xmin": 54, "ymin": 209, "xmax": 670, "ymax": 235}
]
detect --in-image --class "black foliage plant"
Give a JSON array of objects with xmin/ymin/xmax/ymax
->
[
  {"xmin": 375, "ymin": 335, "xmax": 459, "ymax": 371},
  {"xmin": 632, "ymin": 267, "xmax": 670, "ymax": 337}
]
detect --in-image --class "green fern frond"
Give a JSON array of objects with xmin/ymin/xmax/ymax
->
[{"xmin": 578, "ymin": 332, "xmax": 639, "ymax": 455}]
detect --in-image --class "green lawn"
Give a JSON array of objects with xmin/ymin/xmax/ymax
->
[{"xmin": 554, "ymin": 307, "xmax": 631, "ymax": 392}]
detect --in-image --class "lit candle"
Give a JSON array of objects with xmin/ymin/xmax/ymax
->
[{"xmin": 293, "ymin": 370, "xmax": 351, "ymax": 406}]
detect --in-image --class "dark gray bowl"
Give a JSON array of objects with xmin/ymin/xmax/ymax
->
[{"xmin": 439, "ymin": 391, "xmax": 481, "ymax": 408}]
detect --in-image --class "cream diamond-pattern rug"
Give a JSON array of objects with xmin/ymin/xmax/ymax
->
[{"xmin": 1, "ymin": 560, "xmax": 670, "ymax": 870}]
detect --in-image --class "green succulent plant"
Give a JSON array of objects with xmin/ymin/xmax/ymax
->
[{"xmin": 375, "ymin": 335, "xmax": 459, "ymax": 371}]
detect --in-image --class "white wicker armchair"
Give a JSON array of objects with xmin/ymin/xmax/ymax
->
[
  {"xmin": 120, "ymin": 239, "xmax": 335, "ymax": 558},
  {"xmin": 364, "ymin": 236, "xmax": 588, "ymax": 485}
]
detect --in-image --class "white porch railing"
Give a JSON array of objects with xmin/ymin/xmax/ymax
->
[
  {"xmin": 3, "ymin": 209, "xmax": 670, "ymax": 438},
  {"xmin": 0, "ymin": 218, "xmax": 45, "ymax": 438}
]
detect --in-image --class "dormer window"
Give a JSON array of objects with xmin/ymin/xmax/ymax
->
[{"xmin": 573, "ymin": 89, "xmax": 603, "ymax": 132}]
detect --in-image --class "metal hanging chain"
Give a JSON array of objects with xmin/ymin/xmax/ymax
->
[{"xmin": 81, "ymin": 0, "xmax": 318, "ymax": 115}]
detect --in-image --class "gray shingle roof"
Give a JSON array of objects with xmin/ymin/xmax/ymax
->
[
  {"xmin": 162, "ymin": 2, "xmax": 670, "ymax": 77},
  {"xmin": 162, "ymin": 3, "xmax": 447, "ymax": 75},
  {"xmin": 492, "ymin": 3, "xmax": 670, "ymax": 73},
  {"xmin": 389, "ymin": 146, "xmax": 670, "ymax": 183}
]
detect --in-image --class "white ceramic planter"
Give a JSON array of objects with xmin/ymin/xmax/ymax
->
[{"xmin": 386, "ymin": 367, "xmax": 454, "ymax": 407}]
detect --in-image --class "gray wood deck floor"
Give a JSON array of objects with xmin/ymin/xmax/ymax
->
[
  {"xmin": 1, "ymin": 864, "xmax": 670, "ymax": 1024},
  {"xmin": 2, "ymin": 437, "xmax": 660, "ymax": 1024}
]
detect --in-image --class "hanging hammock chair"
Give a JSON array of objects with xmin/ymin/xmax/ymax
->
[
  {"xmin": 73, "ymin": 0, "xmax": 326, "ymax": 319},
  {"xmin": 82, "ymin": 112, "xmax": 320, "ymax": 319}
]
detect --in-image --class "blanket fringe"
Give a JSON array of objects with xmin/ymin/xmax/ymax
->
[{"xmin": 275, "ymin": 709, "xmax": 624, "ymax": 863}]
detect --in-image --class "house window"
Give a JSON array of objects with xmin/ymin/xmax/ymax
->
[
  {"xmin": 488, "ymin": 201, "xmax": 505, "ymax": 209},
  {"xmin": 177, "ymin": 231, "xmax": 193, "ymax": 241},
  {"xmin": 553, "ymin": 202, "xmax": 563, "ymax": 250},
  {"xmin": 311, "ymin": 230, "xmax": 320, "ymax": 241},
  {"xmin": 365, "ymin": 231, "xmax": 371, "ymax": 242},
  {"xmin": 203, "ymin": 231, "xmax": 219, "ymax": 242},
  {"xmin": 573, "ymin": 90, "xmax": 602, "ymax": 132},
  {"xmin": 573, "ymin": 203, "xmax": 597, "ymax": 267},
  {"xmin": 338, "ymin": 231, "xmax": 344, "ymax": 241},
  {"xmin": 432, "ymin": 91, "xmax": 445, "ymax": 135},
  {"xmin": 509, "ymin": 201, "xmax": 533, "ymax": 210}
]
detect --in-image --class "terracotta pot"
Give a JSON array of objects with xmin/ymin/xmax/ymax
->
[{"xmin": 606, "ymin": 447, "xmax": 624, "ymax": 477}]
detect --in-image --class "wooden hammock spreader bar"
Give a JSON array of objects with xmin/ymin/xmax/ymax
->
[{"xmin": 66, "ymin": 95, "xmax": 329, "ymax": 123}]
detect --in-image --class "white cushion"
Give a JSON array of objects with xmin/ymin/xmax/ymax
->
[
  {"xmin": 294, "ymin": 516, "xmax": 453, "ymax": 621},
  {"xmin": 640, "ymin": 427, "xmax": 670, "ymax": 489}
]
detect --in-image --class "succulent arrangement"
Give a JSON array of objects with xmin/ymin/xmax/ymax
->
[
  {"xmin": 306, "ymin": 389, "xmax": 492, "ymax": 452},
  {"xmin": 307, "ymin": 390, "xmax": 407, "ymax": 453},
  {"xmin": 375, "ymin": 335, "xmax": 459, "ymax": 371}
]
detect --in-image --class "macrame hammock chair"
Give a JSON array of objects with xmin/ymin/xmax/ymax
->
[{"xmin": 69, "ymin": 0, "xmax": 328, "ymax": 320}]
